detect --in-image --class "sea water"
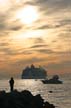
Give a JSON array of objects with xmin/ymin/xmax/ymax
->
[{"xmin": 0, "ymin": 74, "xmax": 71, "ymax": 108}]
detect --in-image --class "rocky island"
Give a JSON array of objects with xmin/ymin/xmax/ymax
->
[{"xmin": 21, "ymin": 64, "xmax": 47, "ymax": 79}]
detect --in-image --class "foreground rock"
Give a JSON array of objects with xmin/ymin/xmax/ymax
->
[{"xmin": 0, "ymin": 90, "xmax": 55, "ymax": 108}]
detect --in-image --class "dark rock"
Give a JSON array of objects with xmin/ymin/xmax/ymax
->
[
  {"xmin": 43, "ymin": 102, "xmax": 55, "ymax": 108},
  {"xmin": 0, "ymin": 90, "xmax": 55, "ymax": 108},
  {"xmin": 49, "ymin": 91, "xmax": 53, "ymax": 93}
]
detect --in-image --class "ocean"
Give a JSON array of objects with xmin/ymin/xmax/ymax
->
[{"xmin": 0, "ymin": 74, "xmax": 71, "ymax": 108}]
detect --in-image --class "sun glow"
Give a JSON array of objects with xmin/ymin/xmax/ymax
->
[
  {"xmin": 16, "ymin": 6, "xmax": 39, "ymax": 25},
  {"xmin": 0, "ymin": 0, "xmax": 7, "ymax": 3}
]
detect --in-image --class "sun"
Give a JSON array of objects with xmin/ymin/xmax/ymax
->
[{"xmin": 16, "ymin": 6, "xmax": 39, "ymax": 25}]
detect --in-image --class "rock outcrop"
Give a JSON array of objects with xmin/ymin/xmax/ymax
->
[{"xmin": 0, "ymin": 90, "xmax": 55, "ymax": 108}]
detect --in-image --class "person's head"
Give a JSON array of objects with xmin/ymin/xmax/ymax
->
[{"xmin": 11, "ymin": 77, "xmax": 13, "ymax": 80}]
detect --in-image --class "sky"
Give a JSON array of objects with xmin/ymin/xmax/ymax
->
[{"xmin": 0, "ymin": 0, "xmax": 71, "ymax": 78}]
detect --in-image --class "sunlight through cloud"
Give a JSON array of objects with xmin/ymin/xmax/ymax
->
[{"xmin": 16, "ymin": 5, "xmax": 39, "ymax": 25}]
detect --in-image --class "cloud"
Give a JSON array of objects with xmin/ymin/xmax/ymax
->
[
  {"xmin": 35, "ymin": 49, "xmax": 53, "ymax": 54},
  {"xmin": 10, "ymin": 24, "xmax": 22, "ymax": 31},
  {"xmin": 32, "ymin": 38, "xmax": 45, "ymax": 44},
  {"xmin": 0, "ymin": 42, "xmax": 9, "ymax": 46},
  {"xmin": 0, "ymin": 14, "xmax": 7, "ymax": 31},
  {"xmin": 36, "ymin": 25, "xmax": 50, "ymax": 30},
  {"xmin": 14, "ymin": 57, "xmax": 46, "ymax": 66},
  {"xmin": 0, "ymin": 0, "xmax": 71, "ymax": 77},
  {"xmin": 0, "ymin": 0, "xmax": 71, "ymax": 35},
  {"xmin": 36, "ymin": 0, "xmax": 71, "ymax": 10},
  {"xmin": 48, "ymin": 60, "xmax": 71, "ymax": 72},
  {"xmin": 30, "ymin": 44, "xmax": 48, "ymax": 48}
]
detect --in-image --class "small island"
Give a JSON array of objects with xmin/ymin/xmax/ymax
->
[{"xmin": 21, "ymin": 64, "xmax": 47, "ymax": 79}]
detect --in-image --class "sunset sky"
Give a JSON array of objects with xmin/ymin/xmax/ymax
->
[{"xmin": 0, "ymin": 0, "xmax": 71, "ymax": 78}]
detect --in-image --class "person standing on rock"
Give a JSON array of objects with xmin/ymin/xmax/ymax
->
[{"xmin": 9, "ymin": 77, "xmax": 14, "ymax": 92}]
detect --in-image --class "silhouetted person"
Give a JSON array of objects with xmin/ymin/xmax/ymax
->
[{"xmin": 9, "ymin": 77, "xmax": 14, "ymax": 92}]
